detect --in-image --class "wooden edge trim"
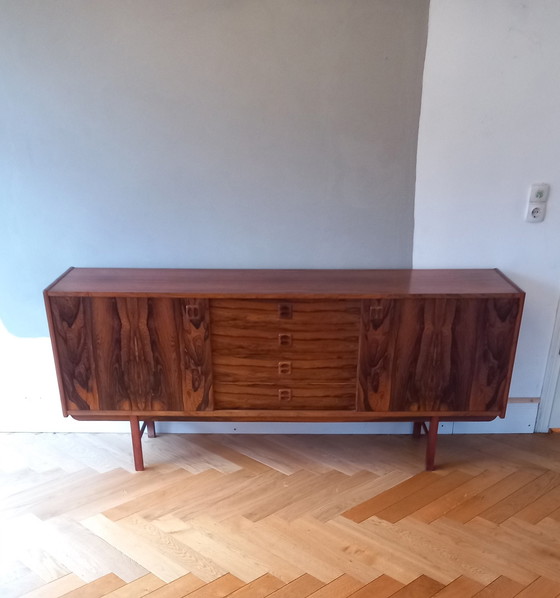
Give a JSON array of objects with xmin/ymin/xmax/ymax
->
[
  {"xmin": 43, "ymin": 266, "xmax": 76, "ymax": 416},
  {"xmin": 500, "ymin": 291, "xmax": 526, "ymax": 418},
  {"xmin": 44, "ymin": 290, "xmax": 527, "ymax": 299},
  {"xmin": 494, "ymin": 268, "xmax": 526, "ymax": 295},
  {"xmin": 43, "ymin": 293, "xmax": 69, "ymax": 417},
  {"xmin": 67, "ymin": 410, "xmax": 501, "ymax": 422},
  {"xmin": 43, "ymin": 266, "xmax": 75, "ymax": 294}
]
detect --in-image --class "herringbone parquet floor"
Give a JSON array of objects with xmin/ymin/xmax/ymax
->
[{"xmin": 1, "ymin": 432, "xmax": 560, "ymax": 597}]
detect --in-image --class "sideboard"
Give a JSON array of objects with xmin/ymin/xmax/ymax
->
[{"xmin": 44, "ymin": 268, "xmax": 524, "ymax": 471}]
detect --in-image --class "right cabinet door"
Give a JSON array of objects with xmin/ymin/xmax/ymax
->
[{"xmin": 358, "ymin": 297, "xmax": 521, "ymax": 415}]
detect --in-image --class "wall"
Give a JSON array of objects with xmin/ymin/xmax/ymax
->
[
  {"xmin": 0, "ymin": 0, "xmax": 429, "ymax": 431},
  {"xmin": 414, "ymin": 0, "xmax": 560, "ymax": 426}
]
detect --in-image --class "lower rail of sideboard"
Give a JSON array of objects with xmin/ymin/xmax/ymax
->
[{"xmin": 68, "ymin": 413, "xmax": 503, "ymax": 472}]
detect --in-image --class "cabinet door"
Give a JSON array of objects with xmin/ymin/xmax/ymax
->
[
  {"xmin": 90, "ymin": 297, "xmax": 213, "ymax": 412},
  {"xmin": 389, "ymin": 298, "xmax": 480, "ymax": 413},
  {"xmin": 90, "ymin": 297, "xmax": 184, "ymax": 411},
  {"xmin": 49, "ymin": 296, "xmax": 214, "ymax": 414},
  {"xmin": 468, "ymin": 297, "xmax": 521, "ymax": 413},
  {"xmin": 358, "ymin": 297, "xmax": 520, "ymax": 414}
]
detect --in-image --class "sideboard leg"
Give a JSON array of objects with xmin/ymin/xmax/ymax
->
[
  {"xmin": 146, "ymin": 420, "xmax": 157, "ymax": 438},
  {"xmin": 413, "ymin": 422, "xmax": 423, "ymax": 439},
  {"xmin": 130, "ymin": 416, "xmax": 145, "ymax": 471},
  {"xmin": 426, "ymin": 417, "xmax": 439, "ymax": 471}
]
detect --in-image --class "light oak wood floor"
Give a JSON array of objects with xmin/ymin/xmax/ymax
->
[{"xmin": 1, "ymin": 432, "xmax": 560, "ymax": 597}]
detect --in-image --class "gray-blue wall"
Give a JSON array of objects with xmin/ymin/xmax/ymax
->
[{"xmin": 1, "ymin": 0, "xmax": 429, "ymax": 336}]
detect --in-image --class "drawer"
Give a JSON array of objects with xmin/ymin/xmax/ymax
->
[
  {"xmin": 210, "ymin": 298, "xmax": 361, "ymax": 411},
  {"xmin": 210, "ymin": 299, "xmax": 362, "ymax": 330},
  {"xmin": 210, "ymin": 298, "xmax": 361, "ymax": 360},
  {"xmin": 211, "ymin": 330, "xmax": 359, "ymax": 359},
  {"xmin": 211, "ymin": 356, "xmax": 359, "ymax": 384},
  {"xmin": 214, "ymin": 383, "xmax": 357, "ymax": 410}
]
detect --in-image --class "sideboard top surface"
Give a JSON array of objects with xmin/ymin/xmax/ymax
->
[{"xmin": 45, "ymin": 268, "xmax": 523, "ymax": 298}]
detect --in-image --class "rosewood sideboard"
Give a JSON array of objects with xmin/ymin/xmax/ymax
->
[{"xmin": 44, "ymin": 268, "xmax": 524, "ymax": 471}]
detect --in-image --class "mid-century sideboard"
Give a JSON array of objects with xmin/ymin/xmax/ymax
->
[{"xmin": 44, "ymin": 268, "xmax": 524, "ymax": 471}]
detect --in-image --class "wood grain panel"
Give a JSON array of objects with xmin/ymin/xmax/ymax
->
[
  {"xmin": 358, "ymin": 297, "xmax": 521, "ymax": 415},
  {"xmin": 180, "ymin": 299, "xmax": 214, "ymax": 411},
  {"xmin": 211, "ymin": 299, "xmax": 360, "ymax": 411},
  {"xmin": 212, "ymin": 358, "xmax": 358, "ymax": 383},
  {"xmin": 214, "ymin": 383, "xmax": 357, "ymax": 410},
  {"xmin": 90, "ymin": 298, "xmax": 183, "ymax": 412},
  {"xmin": 48, "ymin": 297, "xmax": 98, "ymax": 411},
  {"xmin": 210, "ymin": 299, "xmax": 362, "ymax": 327},
  {"xmin": 46, "ymin": 267, "xmax": 524, "ymax": 297},
  {"xmin": 469, "ymin": 298, "xmax": 521, "ymax": 413},
  {"xmin": 357, "ymin": 299, "xmax": 397, "ymax": 412},
  {"xmin": 212, "ymin": 330, "xmax": 358, "ymax": 351},
  {"xmin": 389, "ymin": 299, "xmax": 479, "ymax": 413}
]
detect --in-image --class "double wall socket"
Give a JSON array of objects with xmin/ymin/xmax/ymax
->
[{"xmin": 526, "ymin": 183, "xmax": 550, "ymax": 223}]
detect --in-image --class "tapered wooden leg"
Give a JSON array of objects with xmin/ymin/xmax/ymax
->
[
  {"xmin": 426, "ymin": 417, "xmax": 439, "ymax": 471},
  {"xmin": 146, "ymin": 420, "xmax": 156, "ymax": 438},
  {"xmin": 130, "ymin": 416, "xmax": 145, "ymax": 471},
  {"xmin": 413, "ymin": 422, "xmax": 423, "ymax": 439}
]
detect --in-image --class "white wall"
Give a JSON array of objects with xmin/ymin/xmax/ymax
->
[
  {"xmin": 414, "ymin": 0, "xmax": 560, "ymax": 426},
  {"xmin": 0, "ymin": 0, "xmax": 429, "ymax": 431},
  {"xmin": 0, "ymin": 320, "xmax": 130, "ymax": 432},
  {"xmin": 7, "ymin": 1, "xmax": 558, "ymax": 434}
]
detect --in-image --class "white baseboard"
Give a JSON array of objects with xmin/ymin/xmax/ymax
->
[
  {"xmin": 451, "ymin": 401, "xmax": 537, "ymax": 434},
  {"xmin": 155, "ymin": 421, "xmax": 418, "ymax": 434},
  {"xmin": 155, "ymin": 401, "xmax": 538, "ymax": 435},
  {"xmin": 1, "ymin": 400, "xmax": 537, "ymax": 434}
]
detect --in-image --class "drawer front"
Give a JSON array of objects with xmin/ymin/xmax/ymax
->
[
  {"xmin": 211, "ymin": 329, "xmax": 359, "ymax": 359},
  {"xmin": 210, "ymin": 299, "xmax": 362, "ymax": 329},
  {"xmin": 214, "ymin": 383, "xmax": 357, "ymax": 410},
  {"xmin": 210, "ymin": 299, "xmax": 361, "ymax": 410},
  {"xmin": 211, "ymin": 356, "xmax": 359, "ymax": 384}
]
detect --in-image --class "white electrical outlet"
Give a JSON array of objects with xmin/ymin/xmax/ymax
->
[
  {"xmin": 526, "ymin": 202, "xmax": 546, "ymax": 223},
  {"xmin": 526, "ymin": 183, "xmax": 550, "ymax": 223}
]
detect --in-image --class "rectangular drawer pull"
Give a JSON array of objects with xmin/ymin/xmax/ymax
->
[
  {"xmin": 278, "ymin": 361, "xmax": 292, "ymax": 375},
  {"xmin": 278, "ymin": 388, "xmax": 292, "ymax": 401},
  {"xmin": 278, "ymin": 303, "xmax": 293, "ymax": 319},
  {"xmin": 278, "ymin": 333, "xmax": 292, "ymax": 346}
]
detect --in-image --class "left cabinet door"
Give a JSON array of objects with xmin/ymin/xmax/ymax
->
[{"xmin": 49, "ymin": 296, "xmax": 213, "ymax": 414}]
